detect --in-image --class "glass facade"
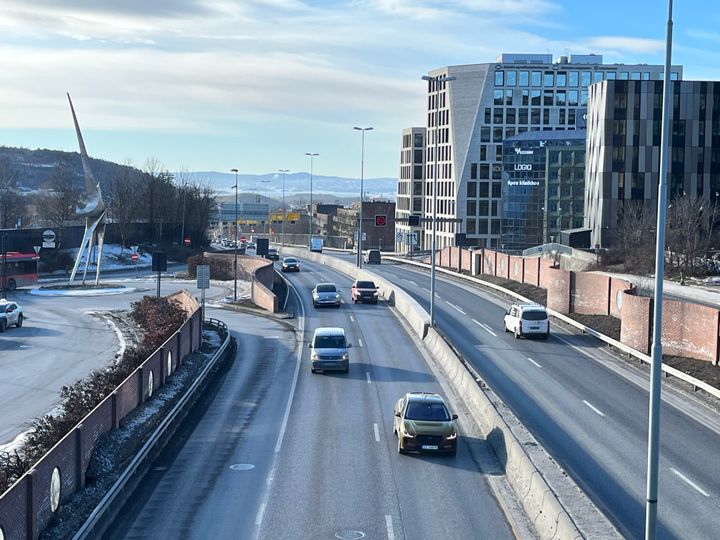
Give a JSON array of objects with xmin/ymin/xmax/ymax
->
[{"xmin": 501, "ymin": 132, "xmax": 586, "ymax": 252}]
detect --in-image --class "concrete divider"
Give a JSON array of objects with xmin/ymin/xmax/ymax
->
[{"xmin": 281, "ymin": 246, "xmax": 618, "ymax": 539}]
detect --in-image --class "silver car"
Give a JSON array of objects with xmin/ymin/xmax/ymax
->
[
  {"xmin": 312, "ymin": 283, "xmax": 341, "ymax": 308},
  {"xmin": 0, "ymin": 300, "xmax": 24, "ymax": 332}
]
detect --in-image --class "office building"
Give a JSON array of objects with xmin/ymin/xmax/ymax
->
[
  {"xmin": 501, "ymin": 130, "xmax": 586, "ymax": 252},
  {"xmin": 585, "ymin": 80, "xmax": 718, "ymax": 248},
  {"xmin": 395, "ymin": 127, "xmax": 425, "ymax": 252},
  {"xmin": 335, "ymin": 201, "xmax": 396, "ymax": 251},
  {"xmin": 420, "ymin": 53, "xmax": 680, "ymax": 250}
]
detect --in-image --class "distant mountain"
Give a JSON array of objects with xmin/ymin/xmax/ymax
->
[{"xmin": 186, "ymin": 171, "xmax": 397, "ymax": 201}]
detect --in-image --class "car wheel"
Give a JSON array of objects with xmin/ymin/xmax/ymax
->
[
  {"xmin": 0, "ymin": 319, "xmax": 6, "ymax": 333},
  {"xmin": 514, "ymin": 328, "xmax": 519, "ymax": 339},
  {"xmin": 543, "ymin": 332, "xmax": 550, "ymax": 340},
  {"xmin": 16, "ymin": 314, "xmax": 23, "ymax": 328},
  {"xmin": 504, "ymin": 322, "xmax": 509, "ymax": 332},
  {"xmin": 311, "ymin": 367, "xmax": 317, "ymax": 374},
  {"xmin": 397, "ymin": 435, "xmax": 405, "ymax": 455}
]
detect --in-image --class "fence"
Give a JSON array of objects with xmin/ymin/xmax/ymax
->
[{"xmin": 0, "ymin": 303, "xmax": 204, "ymax": 539}]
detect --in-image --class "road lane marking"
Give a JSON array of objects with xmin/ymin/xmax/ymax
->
[
  {"xmin": 350, "ymin": 315, "xmax": 355, "ymax": 322},
  {"xmin": 582, "ymin": 400, "xmax": 605, "ymax": 417},
  {"xmin": 527, "ymin": 357, "xmax": 542, "ymax": 368},
  {"xmin": 422, "ymin": 287, "xmax": 431, "ymax": 293},
  {"xmin": 374, "ymin": 423, "xmax": 380, "ymax": 442},
  {"xmin": 358, "ymin": 338, "xmax": 363, "ymax": 347},
  {"xmin": 472, "ymin": 319, "xmax": 497, "ymax": 337},
  {"xmin": 407, "ymin": 280, "xmax": 418, "ymax": 286},
  {"xmin": 447, "ymin": 302, "xmax": 466, "ymax": 314},
  {"xmin": 670, "ymin": 468, "xmax": 710, "ymax": 497},
  {"xmin": 366, "ymin": 372, "xmax": 372, "ymax": 384},
  {"xmin": 385, "ymin": 515, "xmax": 395, "ymax": 540}
]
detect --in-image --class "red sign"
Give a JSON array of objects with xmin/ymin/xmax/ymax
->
[
  {"xmin": 184, "ymin": 236, "xmax": 191, "ymax": 246},
  {"xmin": 375, "ymin": 215, "xmax": 387, "ymax": 227},
  {"xmin": 131, "ymin": 253, "xmax": 139, "ymax": 262},
  {"xmin": 240, "ymin": 236, "xmax": 247, "ymax": 242}
]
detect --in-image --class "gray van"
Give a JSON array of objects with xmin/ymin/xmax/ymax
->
[
  {"xmin": 364, "ymin": 249, "xmax": 381, "ymax": 264},
  {"xmin": 308, "ymin": 327, "xmax": 351, "ymax": 373}
]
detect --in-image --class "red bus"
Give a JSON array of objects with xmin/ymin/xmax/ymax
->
[{"xmin": 1, "ymin": 252, "xmax": 40, "ymax": 290}]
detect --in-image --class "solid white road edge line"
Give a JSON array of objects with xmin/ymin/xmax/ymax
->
[
  {"xmin": 374, "ymin": 423, "xmax": 380, "ymax": 442},
  {"xmin": 582, "ymin": 400, "xmax": 606, "ymax": 417},
  {"xmin": 385, "ymin": 515, "xmax": 395, "ymax": 540},
  {"xmin": 527, "ymin": 357, "xmax": 542, "ymax": 368},
  {"xmin": 670, "ymin": 467, "xmax": 710, "ymax": 497}
]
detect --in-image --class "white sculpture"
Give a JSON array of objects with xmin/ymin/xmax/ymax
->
[{"xmin": 67, "ymin": 93, "xmax": 108, "ymax": 285}]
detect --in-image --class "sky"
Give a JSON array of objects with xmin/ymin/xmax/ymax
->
[{"xmin": 1, "ymin": 0, "xmax": 719, "ymax": 180}]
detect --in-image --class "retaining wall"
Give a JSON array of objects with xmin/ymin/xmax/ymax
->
[{"xmin": 0, "ymin": 294, "xmax": 202, "ymax": 539}]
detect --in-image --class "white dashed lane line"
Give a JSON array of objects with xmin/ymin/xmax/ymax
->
[
  {"xmin": 373, "ymin": 423, "xmax": 380, "ymax": 442},
  {"xmin": 366, "ymin": 372, "xmax": 372, "ymax": 384},
  {"xmin": 407, "ymin": 280, "xmax": 418, "ymax": 286},
  {"xmin": 385, "ymin": 515, "xmax": 395, "ymax": 540},
  {"xmin": 472, "ymin": 319, "xmax": 497, "ymax": 337},
  {"xmin": 670, "ymin": 467, "xmax": 710, "ymax": 497},
  {"xmin": 446, "ymin": 302, "xmax": 466, "ymax": 314},
  {"xmin": 358, "ymin": 338, "xmax": 363, "ymax": 347},
  {"xmin": 422, "ymin": 287, "xmax": 431, "ymax": 293},
  {"xmin": 350, "ymin": 315, "xmax": 355, "ymax": 322},
  {"xmin": 527, "ymin": 357, "xmax": 542, "ymax": 368},
  {"xmin": 583, "ymin": 400, "xmax": 606, "ymax": 417}
]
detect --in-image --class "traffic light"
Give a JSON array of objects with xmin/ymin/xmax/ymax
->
[
  {"xmin": 408, "ymin": 215, "xmax": 420, "ymax": 227},
  {"xmin": 375, "ymin": 215, "xmax": 387, "ymax": 227}
]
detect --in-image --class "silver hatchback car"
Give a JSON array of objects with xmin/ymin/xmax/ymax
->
[{"xmin": 312, "ymin": 283, "xmax": 341, "ymax": 308}]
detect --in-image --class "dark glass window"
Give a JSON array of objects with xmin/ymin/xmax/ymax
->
[
  {"xmin": 494, "ymin": 90, "xmax": 504, "ymax": 105},
  {"xmin": 479, "ymin": 182, "xmax": 489, "ymax": 197},
  {"xmin": 467, "ymin": 181, "xmax": 477, "ymax": 197},
  {"xmin": 471, "ymin": 163, "xmax": 477, "ymax": 179},
  {"xmin": 522, "ymin": 89, "xmax": 529, "ymax": 106},
  {"xmin": 531, "ymin": 89, "xmax": 541, "ymax": 106}
]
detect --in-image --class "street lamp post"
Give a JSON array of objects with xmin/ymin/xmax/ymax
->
[
  {"xmin": 421, "ymin": 74, "xmax": 455, "ymax": 327},
  {"xmin": 230, "ymin": 168, "xmax": 239, "ymax": 301},
  {"xmin": 305, "ymin": 152, "xmax": 319, "ymax": 248},
  {"xmin": 261, "ymin": 180, "xmax": 270, "ymax": 235},
  {"xmin": 278, "ymin": 169, "xmax": 289, "ymax": 246},
  {"xmin": 353, "ymin": 127, "xmax": 373, "ymax": 268}
]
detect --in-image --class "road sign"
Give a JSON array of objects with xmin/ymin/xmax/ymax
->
[
  {"xmin": 131, "ymin": 253, "xmax": 139, "ymax": 262},
  {"xmin": 184, "ymin": 236, "xmax": 191, "ymax": 246},
  {"xmin": 197, "ymin": 265, "xmax": 210, "ymax": 289},
  {"xmin": 375, "ymin": 215, "xmax": 387, "ymax": 227},
  {"xmin": 407, "ymin": 233, "xmax": 418, "ymax": 245},
  {"xmin": 42, "ymin": 229, "xmax": 56, "ymax": 249},
  {"xmin": 395, "ymin": 232, "xmax": 403, "ymax": 242},
  {"xmin": 240, "ymin": 236, "xmax": 247, "ymax": 242}
]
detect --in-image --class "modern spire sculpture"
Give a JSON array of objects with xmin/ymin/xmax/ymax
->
[{"xmin": 67, "ymin": 93, "xmax": 108, "ymax": 285}]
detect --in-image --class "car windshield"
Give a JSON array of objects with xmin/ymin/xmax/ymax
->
[
  {"xmin": 314, "ymin": 335, "xmax": 346, "ymax": 348},
  {"xmin": 405, "ymin": 401, "xmax": 450, "ymax": 421},
  {"xmin": 316, "ymin": 284, "xmax": 336, "ymax": 293},
  {"xmin": 284, "ymin": 258, "xmax": 297, "ymax": 263},
  {"xmin": 356, "ymin": 281, "xmax": 376, "ymax": 289},
  {"xmin": 522, "ymin": 311, "xmax": 547, "ymax": 321}
]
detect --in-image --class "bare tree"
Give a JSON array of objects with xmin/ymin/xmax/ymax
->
[
  {"xmin": 34, "ymin": 160, "xmax": 82, "ymax": 247},
  {"xmin": 666, "ymin": 194, "xmax": 720, "ymax": 275},
  {"xmin": 613, "ymin": 201, "xmax": 657, "ymax": 274},
  {"xmin": 0, "ymin": 158, "xmax": 22, "ymax": 229},
  {"xmin": 105, "ymin": 160, "xmax": 142, "ymax": 253}
]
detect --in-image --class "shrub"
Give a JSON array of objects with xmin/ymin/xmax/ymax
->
[{"xmin": 187, "ymin": 254, "xmax": 232, "ymax": 280}]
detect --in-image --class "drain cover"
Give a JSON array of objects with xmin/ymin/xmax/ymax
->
[
  {"xmin": 229, "ymin": 463, "xmax": 255, "ymax": 471},
  {"xmin": 335, "ymin": 531, "xmax": 365, "ymax": 540}
]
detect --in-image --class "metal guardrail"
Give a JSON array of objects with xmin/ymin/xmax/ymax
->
[
  {"xmin": 73, "ymin": 319, "xmax": 231, "ymax": 539},
  {"xmin": 386, "ymin": 256, "xmax": 720, "ymax": 401}
]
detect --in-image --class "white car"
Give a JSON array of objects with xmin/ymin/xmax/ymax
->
[
  {"xmin": 503, "ymin": 303, "xmax": 549, "ymax": 339},
  {"xmin": 0, "ymin": 299, "xmax": 24, "ymax": 332},
  {"xmin": 312, "ymin": 283, "xmax": 341, "ymax": 308}
]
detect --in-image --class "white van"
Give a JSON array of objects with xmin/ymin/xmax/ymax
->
[
  {"xmin": 503, "ymin": 303, "xmax": 550, "ymax": 339},
  {"xmin": 308, "ymin": 327, "xmax": 351, "ymax": 373}
]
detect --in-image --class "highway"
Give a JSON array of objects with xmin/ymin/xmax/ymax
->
[
  {"xmin": 0, "ymin": 275, "xmax": 230, "ymax": 447},
  {"xmin": 105, "ymin": 259, "xmax": 518, "ymax": 539},
  {"xmin": 351, "ymin": 257, "xmax": 720, "ymax": 540}
]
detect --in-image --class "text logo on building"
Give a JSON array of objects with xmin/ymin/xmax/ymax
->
[{"xmin": 514, "ymin": 163, "xmax": 533, "ymax": 171}]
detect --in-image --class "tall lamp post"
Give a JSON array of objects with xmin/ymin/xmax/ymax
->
[
  {"xmin": 278, "ymin": 169, "xmax": 289, "ymax": 246},
  {"xmin": 261, "ymin": 180, "xmax": 270, "ymax": 235},
  {"xmin": 353, "ymin": 127, "xmax": 373, "ymax": 268},
  {"xmin": 230, "ymin": 168, "xmax": 239, "ymax": 301},
  {"xmin": 305, "ymin": 152, "xmax": 319, "ymax": 248},
  {"xmin": 421, "ymin": 73, "xmax": 455, "ymax": 327}
]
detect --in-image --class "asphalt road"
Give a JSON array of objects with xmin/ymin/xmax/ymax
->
[
  {"xmin": 105, "ymin": 260, "xmax": 517, "ymax": 540},
  {"xmin": 0, "ymin": 275, "xmax": 230, "ymax": 447},
  {"xmin": 357, "ymin": 258, "xmax": 720, "ymax": 540}
]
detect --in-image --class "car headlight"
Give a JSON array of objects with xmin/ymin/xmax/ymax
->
[
  {"xmin": 335, "ymin": 293, "xmax": 340, "ymax": 299},
  {"xmin": 342, "ymin": 353, "xmax": 349, "ymax": 360},
  {"xmin": 311, "ymin": 352, "xmax": 318, "ymax": 360},
  {"xmin": 445, "ymin": 433, "xmax": 457, "ymax": 440},
  {"xmin": 372, "ymin": 291, "xmax": 378, "ymax": 296},
  {"xmin": 401, "ymin": 425, "xmax": 415, "ymax": 438}
]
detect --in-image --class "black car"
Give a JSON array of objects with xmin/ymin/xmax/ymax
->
[
  {"xmin": 281, "ymin": 257, "xmax": 300, "ymax": 272},
  {"xmin": 265, "ymin": 248, "xmax": 279, "ymax": 261}
]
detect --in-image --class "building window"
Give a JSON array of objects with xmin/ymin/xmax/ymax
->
[
  {"xmin": 543, "ymin": 89, "xmax": 553, "ymax": 106},
  {"xmin": 496, "ymin": 146, "xmax": 503, "ymax": 160},
  {"xmin": 531, "ymin": 89, "xmax": 541, "ymax": 106},
  {"xmin": 505, "ymin": 89, "xmax": 513, "ymax": 105},
  {"xmin": 495, "ymin": 70, "xmax": 504, "ymax": 86},
  {"xmin": 480, "ymin": 164, "xmax": 490, "ymax": 178},
  {"xmin": 568, "ymin": 90, "xmax": 578, "ymax": 106},
  {"xmin": 506, "ymin": 70, "xmax": 517, "ymax": 86},
  {"xmin": 543, "ymin": 109, "xmax": 550, "ymax": 124},
  {"xmin": 531, "ymin": 109, "xmax": 541, "ymax": 124},
  {"xmin": 556, "ymin": 90, "xmax": 566, "ymax": 106},
  {"xmin": 478, "ymin": 200, "xmax": 489, "ymax": 216},
  {"xmin": 467, "ymin": 219, "xmax": 477, "ymax": 234},
  {"xmin": 493, "ymin": 127, "xmax": 503, "ymax": 142},
  {"xmin": 481, "ymin": 126, "xmax": 491, "ymax": 142},
  {"xmin": 506, "ymin": 108, "xmax": 516, "ymax": 124},
  {"xmin": 519, "ymin": 108, "xmax": 528, "ymax": 124},
  {"xmin": 619, "ymin": 72, "xmax": 629, "ymax": 80},
  {"xmin": 413, "ymin": 182, "xmax": 422, "ymax": 195},
  {"xmin": 556, "ymin": 72, "xmax": 567, "ymax": 87},
  {"xmin": 485, "ymin": 108, "xmax": 491, "ymax": 123},
  {"xmin": 413, "ymin": 132, "xmax": 423, "ymax": 147},
  {"xmin": 480, "ymin": 145, "xmax": 487, "ymax": 161},
  {"xmin": 467, "ymin": 181, "xmax": 477, "ymax": 197},
  {"xmin": 606, "ymin": 71, "xmax": 617, "ymax": 80},
  {"xmin": 414, "ymin": 149, "xmax": 423, "ymax": 162},
  {"xmin": 413, "ymin": 165, "xmax": 423, "ymax": 179},
  {"xmin": 569, "ymin": 71, "xmax": 579, "ymax": 86},
  {"xmin": 594, "ymin": 71, "xmax": 603, "ymax": 83},
  {"xmin": 491, "ymin": 219, "xmax": 501, "ymax": 234},
  {"xmin": 494, "ymin": 108, "xmax": 503, "ymax": 123},
  {"xmin": 505, "ymin": 127, "xmax": 516, "ymax": 139},
  {"xmin": 544, "ymin": 71, "xmax": 554, "ymax": 87},
  {"xmin": 519, "ymin": 70, "xmax": 529, "ymax": 86},
  {"xmin": 581, "ymin": 71, "xmax": 591, "ymax": 86},
  {"xmin": 494, "ymin": 90, "xmax": 504, "ymax": 105},
  {"xmin": 479, "ymin": 182, "xmax": 489, "ymax": 198},
  {"xmin": 671, "ymin": 71, "xmax": 679, "ymax": 81},
  {"xmin": 467, "ymin": 201, "xmax": 476, "ymax": 215},
  {"xmin": 631, "ymin": 71, "xmax": 641, "ymax": 80},
  {"xmin": 492, "ymin": 182, "xmax": 502, "ymax": 197},
  {"xmin": 471, "ymin": 163, "xmax": 477, "ymax": 179},
  {"xmin": 478, "ymin": 219, "xmax": 489, "ymax": 234},
  {"xmin": 559, "ymin": 109, "xmax": 566, "ymax": 124},
  {"xmin": 580, "ymin": 90, "xmax": 589, "ymax": 106},
  {"xmin": 532, "ymin": 71, "xmax": 542, "ymax": 86}
]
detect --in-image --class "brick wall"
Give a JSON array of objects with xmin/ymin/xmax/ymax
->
[
  {"xmin": 508, "ymin": 256, "xmax": 524, "ymax": 283},
  {"xmin": 116, "ymin": 372, "xmax": 141, "ymax": 422},
  {"xmin": 497, "ymin": 253, "xmax": 510, "ymax": 279},
  {"xmin": 661, "ymin": 300, "xmax": 719, "ymax": 363},
  {"xmin": 571, "ymin": 273, "xmax": 611, "ymax": 315},
  {"xmin": 483, "ymin": 250, "xmax": 497, "ymax": 276},
  {"xmin": 620, "ymin": 292, "xmax": 652, "ymax": 354},
  {"xmin": 80, "ymin": 399, "xmax": 113, "ymax": 477},
  {"xmin": 538, "ymin": 258, "xmax": 556, "ymax": 290},
  {"xmin": 545, "ymin": 267, "xmax": 572, "ymax": 313},
  {"xmin": 610, "ymin": 278, "xmax": 632, "ymax": 318},
  {"xmin": 523, "ymin": 257, "xmax": 540, "ymax": 286},
  {"xmin": 461, "ymin": 249, "xmax": 472, "ymax": 272},
  {"xmin": 0, "ymin": 476, "xmax": 27, "ymax": 539}
]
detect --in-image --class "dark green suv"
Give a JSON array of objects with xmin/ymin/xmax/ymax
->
[{"xmin": 393, "ymin": 392, "xmax": 458, "ymax": 455}]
